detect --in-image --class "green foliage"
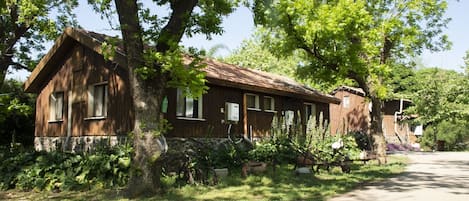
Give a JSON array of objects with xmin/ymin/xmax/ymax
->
[
  {"xmin": 0, "ymin": 0, "xmax": 78, "ymax": 87},
  {"xmin": 252, "ymin": 0, "xmax": 450, "ymax": 97},
  {"xmin": 420, "ymin": 120, "xmax": 469, "ymax": 151},
  {"xmin": 406, "ymin": 68, "xmax": 469, "ymax": 125},
  {"xmin": 349, "ymin": 131, "xmax": 373, "ymax": 151},
  {"xmin": 1, "ymin": 156, "xmax": 408, "ymax": 200},
  {"xmin": 0, "ymin": 144, "xmax": 132, "ymax": 191},
  {"xmin": 0, "ymin": 79, "xmax": 35, "ymax": 146},
  {"xmin": 224, "ymin": 29, "xmax": 353, "ymax": 92}
]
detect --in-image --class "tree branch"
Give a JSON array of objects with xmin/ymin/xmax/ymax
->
[
  {"xmin": 284, "ymin": 13, "xmax": 340, "ymax": 72},
  {"xmin": 380, "ymin": 35, "xmax": 393, "ymax": 65},
  {"xmin": 156, "ymin": 0, "xmax": 198, "ymax": 53}
]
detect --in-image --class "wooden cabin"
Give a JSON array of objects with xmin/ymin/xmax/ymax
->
[
  {"xmin": 24, "ymin": 28, "xmax": 340, "ymax": 151},
  {"xmin": 329, "ymin": 86, "xmax": 420, "ymax": 144}
]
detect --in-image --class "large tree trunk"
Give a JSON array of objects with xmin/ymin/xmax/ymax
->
[
  {"xmin": 114, "ymin": 0, "xmax": 167, "ymax": 196},
  {"xmin": 369, "ymin": 96, "xmax": 387, "ymax": 164},
  {"xmin": 114, "ymin": 0, "xmax": 198, "ymax": 196},
  {"xmin": 352, "ymin": 73, "xmax": 387, "ymax": 164}
]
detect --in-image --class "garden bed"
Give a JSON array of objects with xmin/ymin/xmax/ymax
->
[{"xmin": 0, "ymin": 155, "xmax": 408, "ymax": 201}]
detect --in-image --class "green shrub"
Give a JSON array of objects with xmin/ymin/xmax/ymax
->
[
  {"xmin": 349, "ymin": 131, "xmax": 373, "ymax": 151},
  {"xmin": 0, "ymin": 143, "xmax": 131, "ymax": 191}
]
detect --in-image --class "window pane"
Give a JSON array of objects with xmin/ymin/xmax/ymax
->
[
  {"xmin": 264, "ymin": 97, "xmax": 274, "ymax": 111},
  {"xmin": 50, "ymin": 92, "xmax": 63, "ymax": 120},
  {"xmin": 56, "ymin": 93, "xmax": 63, "ymax": 120},
  {"xmin": 176, "ymin": 89, "xmax": 184, "ymax": 116},
  {"xmin": 94, "ymin": 85, "xmax": 104, "ymax": 116},
  {"xmin": 197, "ymin": 96, "xmax": 203, "ymax": 118},
  {"xmin": 305, "ymin": 103, "xmax": 316, "ymax": 122},
  {"xmin": 247, "ymin": 94, "xmax": 258, "ymax": 109},
  {"xmin": 343, "ymin": 96, "xmax": 350, "ymax": 108},
  {"xmin": 185, "ymin": 97, "xmax": 194, "ymax": 117},
  {"xmin": 49, "ymin": 95, "xmax": 56, "ymax": 120}
]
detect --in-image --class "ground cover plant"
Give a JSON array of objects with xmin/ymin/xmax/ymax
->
[
  {"xmin": 0, "ymin": 155, "xmax": 407, "ymax": 201},
  {"xmin": 0, "ymin": 144, "xmax": 131, "ymax": 191}
]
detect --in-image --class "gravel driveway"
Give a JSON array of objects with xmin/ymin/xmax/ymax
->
[{"xmin": 329, "ymin": 152, "xmax": 469, "ymax": 201}]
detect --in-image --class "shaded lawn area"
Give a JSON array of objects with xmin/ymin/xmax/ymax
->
[{"xmin": 0, "ymin": 155, "xmax": 408, "ymax": 201}]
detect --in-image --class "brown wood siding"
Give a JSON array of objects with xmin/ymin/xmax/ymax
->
[
  {"xmin": 165, "ymin": 84, "xmax": 244, "ymax": 138},
  {"xmin": 382, "ymin": 101, "xmax": 415, "ymax": 142},
  {"xmin": 35, "ymin": 43, "xmax": 133, "ymax": 138},
  {"xmin": 330, "ymin": 91, "xmax": 370, "ymax": 135}
]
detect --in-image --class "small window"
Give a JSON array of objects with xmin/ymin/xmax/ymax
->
[
  {"xmin": 343, "ymin": 96, "xmax": 350, "ymax": 108},
  {"xmin": 88, "ymin": 83, "xmax": 108, "ymax": 117},
  {"xmin": 176, "ymin": 88, "xmax": 203, "ymax": 119},
  {"xmin": 49, "ymin": 92, "xmax": 64, "ymax": 121},
  {"xmin": 305, "ymin": 103, "xmax": 316, "ymax": 122},
  {"xmin": 246, "ymin": 93, "xmax": 259, "ymax": 110},
  {"xmin": 263, "ymin": 96, "xmax": 275, "ymax": 111}
]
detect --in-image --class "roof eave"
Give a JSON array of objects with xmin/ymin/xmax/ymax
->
[{"xmin": 24, "ymin": 28, "xmax": 126, "ymax": 93}]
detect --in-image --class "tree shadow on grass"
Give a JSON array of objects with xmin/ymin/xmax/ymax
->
[{"xmin": 159, "ymin": 161, "xmax": 405, "ymax": 201}]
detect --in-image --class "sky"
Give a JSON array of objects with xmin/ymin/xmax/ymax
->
[{"xmin": 7, "ymin": 0, "xmax": 469, "ymax": 81}]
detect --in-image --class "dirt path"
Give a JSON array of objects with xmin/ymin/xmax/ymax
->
[{"xmin": 329, "ymin": 152, "xmax": 469, "ymax": 201}]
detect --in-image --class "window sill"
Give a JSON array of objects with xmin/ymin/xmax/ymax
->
[
  {"xmin": 48, "ymin": 120, "xmax": 63, "ymax": 123},
  {"xmin": 247, "ymin": 108, "xmax": 261, "ymax": 111},
  {"xmin": 264, "ymin": 110, "xmax": 277, "ymax": 113},
  {"xmin": 84, "ymin": 116, "xmax": 107, "ymax": 121},
  {"xmin": 176, "ymin": 117, "xmax": 206, "ymax": 121}
]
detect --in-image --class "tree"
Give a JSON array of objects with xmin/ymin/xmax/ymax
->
[
  {"xmin": 253, "ymin": 0, "xmax": 450, "ymax": 163},
  {"xmin": 406, "ymin": 68, "xmax": 469, "ymax": 149},
  {"xmin": 224, "ymin": 30, "xmax": 353, "ymax": 92},
  {"xmin": 89, "ymin": 0, "xmax": 237, "ymax": 196},
  {"xmin": 224, "ymin": 33, "xmax": 299, "ymax": 77},
  {"xmin": 0, "ymin": 0, "xmax": 77, "ymax": 88},
  {"xmin": 0, "ymin": 79, "xmax": 35, "ymax": 146}
]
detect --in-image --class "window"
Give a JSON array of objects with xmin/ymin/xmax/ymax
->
[
  {"xmin": 304, "ymin": 103, "xmax": 316, "ymax": 122},
  {"xmin": 246, "ymin": 93, "xmax": 259, "ymax": 110},
  {"xmin": 176, "ymin": 88, "xmax": 203, "ymax": 119},
  {"xmin": 343, "ymin": 96, "xmax": 350, "ymax": 108},
  {"xmin": 49, "ymin": 92, "xmax": 64, "ymax": 121},
  {"xmin": 263, "ymin": 96, "xmax": 275, "ymax": 111},
  {"xmin": 88, "ymin": 83, "xmax": 108, "ymax": 118}
]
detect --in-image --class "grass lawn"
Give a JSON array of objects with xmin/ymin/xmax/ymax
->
[{"xmin": 0, "ymin": 155, "xmax": 408, "ymax": 201}]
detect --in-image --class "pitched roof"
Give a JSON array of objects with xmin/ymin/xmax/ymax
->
[
  {"xmin": 331, "ymin": 86, "xmax": 366, "ymax": 96},
  {"xmin": 24, "ymin": 28, "xmax": 340, "ymax": 104}
]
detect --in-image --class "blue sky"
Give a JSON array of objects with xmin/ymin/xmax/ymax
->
[{"xmin": 7, "ymin": 0, "xmax": 468, "ymax": 80}]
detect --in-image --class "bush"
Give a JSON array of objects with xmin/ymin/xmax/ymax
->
[
  {"xmin": 420, "ymin": 120, "xmax": 469, "ymax": 151},
  {"xmin": 0, "ymin": 143, "xmax": 131, "ymax": 191},
  {"xmin": 349, "ymin": 131, "xmax": 373, "ymax": 151}
]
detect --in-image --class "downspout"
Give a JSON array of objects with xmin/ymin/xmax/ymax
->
[{"xmin": 394, "ymin": 99, "xmax": 403, "ymax": 144}]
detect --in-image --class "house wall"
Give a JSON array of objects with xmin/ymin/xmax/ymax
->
[
  {"xmin": 33, "ymin": 42, "xmax": 334, "ymax": 151},
  {"xmin": 330, "ymin": 90, "xmax": 370, "ymax": 135},
  {"xmin": 165, "ymin": 84, "xmax": 331, "ymax": 139},
  {"xmin": 34, "ymin": 43, "xmax": 133, "ymax": 141},
  {"xmin": 382, "ymin": 100, "xmax": 416, "ymax": 144}
]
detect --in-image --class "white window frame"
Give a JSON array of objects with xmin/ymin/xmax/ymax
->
[
  {"xmin": 87, "ymin": 82, "xmax": 108, "ymax": 119},
  {"xmin": 304, "ymin": 103, "xmax": 317, "ymax": 122},
  {"xmin": 246, "ymin": 93, "xmax": 260, "ymax": 110},
  {"xmin": 176, "ymin": 88, "xmax": 204, "ymax": 120},
  {"xmin": 49, "ymin": 91, "xmax": 64, "ymax": 122},
  {"xmin": 343, "ymin": 96, "xmax": 350, "ymax": 108},
  {"xmin": 263, "ymin": 96, "xmax": 275, "ymax": 112}
]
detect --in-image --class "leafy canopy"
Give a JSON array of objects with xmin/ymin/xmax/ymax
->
[
  {"xmin": 89, "ymin": 0, "xmax": 238, "ymax": 97},
  {"xmin": 253, "ymin": 0, "xmax": 450, "ymax": 98},
  {"xmin": 0, "ymin": 0, "xmax": 77, "ymax": 75},
  {"xmin": 406, "ymin": 68, "xmax": 469, "ymax": 125}
]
